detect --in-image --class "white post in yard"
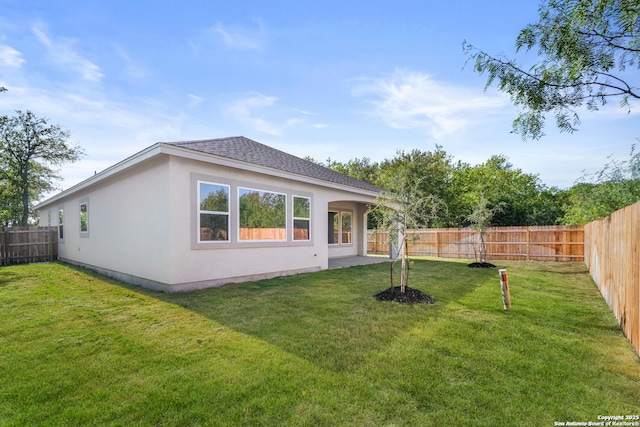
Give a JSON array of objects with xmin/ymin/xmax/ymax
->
[{"xmin": 498, "ymin": 268, "xmax": 511, "ymax": 311}]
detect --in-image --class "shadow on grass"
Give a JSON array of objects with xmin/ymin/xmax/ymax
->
[
  {"xmin": 0, "ymin": 269, "xmax": 18, "ymax": 286},
  {"xmin": 74, "ymin": 258, "xmax": 496, "ymax": 373}
]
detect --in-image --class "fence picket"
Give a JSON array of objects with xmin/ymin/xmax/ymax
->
[
  {"xmin": 367, "ymin": 226, "xmax": 584, "ymax": 262},
  {"xmin": 0, "ymin": 226, "xmax": 58, "ymax": 266},
  {"xmin": 585, "ymin": 201, "xmax": 640, "ymax": 357}
]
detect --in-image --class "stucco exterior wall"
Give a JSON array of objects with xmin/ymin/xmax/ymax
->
[
  {"xmin": 40, "ymin": 155, "xmax": 172, "ymax": 285},
  {"xmin": 38, "ymin": 152, "xmax": 378, "ymax": 292},
  {"xmin": 164, "ymin": 156, "xmax": 376, "ymax": 290}
]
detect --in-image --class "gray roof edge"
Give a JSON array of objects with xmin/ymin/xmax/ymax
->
[{"xmin": 163, "ymin": 136, "xmax": 383, "ymax": 194}]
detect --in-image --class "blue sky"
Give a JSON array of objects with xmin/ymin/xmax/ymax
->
[{"xmin": 0, "ymin": 0, "xmax": 638, "ymax": 195}]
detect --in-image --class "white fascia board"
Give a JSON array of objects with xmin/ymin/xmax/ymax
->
[
  {"xmin": 161, "ymin": 144, "xmax": 381, "ymax": 199},
  {"xmin": 35, "ymin": 143, "xmax": 164, "ymax": 209}
]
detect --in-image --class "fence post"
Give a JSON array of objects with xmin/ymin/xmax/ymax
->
[
  {"xmin": 526, "ymin": 228, "xmax": 530, "ymax": 261},
  {"xmin": 3, "ymin": 227, "xmax": 9, "ymax": 266},
  {"xmin": 49, "ymin": 227, "xmax": 54, "ymax": 261},
  {"xmin": 436, "ymin": 229, "xmax": 440, "ymax": 258}
]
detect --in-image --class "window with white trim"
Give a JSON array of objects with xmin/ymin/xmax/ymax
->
[
  {"xmin": 198, "ymin": 181, "xmax": 230, "ymax": 242},
  {"xmin": 328, "ymin": 210, "xmax": 353, "ymax": 245},
  {"xmin": 293, "ymin": 196, "xmax": 311, "ymax": 241},
  {"xmin": 58, "ymin": 208, "xmax": 64, "ymax": 240},
  {"xmin": 239, "ymin": 187, "xmax": 286, "ymax": 241},
  {"xmin": 80, "ymin": 202, "xmax": 89, "ymax": 234}
]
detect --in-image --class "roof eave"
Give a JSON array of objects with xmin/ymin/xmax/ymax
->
[
  {"xmin": 35, "ymin": 142, "xmax": 381, "ymax": 210},
  {"xmin": 35, "ymin": 143, "xmax": 165, "ymax": 209},
  {"xmin": 162, "ymin": 144, "xmax": 382, "ymax": 197}
]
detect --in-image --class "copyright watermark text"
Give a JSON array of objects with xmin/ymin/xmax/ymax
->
[{"xmin": 554, "ymin": 415, "xmax": 640, "ymax": 426}]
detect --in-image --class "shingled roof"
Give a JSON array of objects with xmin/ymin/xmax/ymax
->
[{"xmin": 164, "ymin": 136, "xmax": 382, "ymax": 193}]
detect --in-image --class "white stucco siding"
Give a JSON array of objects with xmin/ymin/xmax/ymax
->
[
  {"xmin": 163, "ymin": 157, "xmax": 377, "ymax": 287},
  {"xmin": 40, "ymin": 155, "xmax": 173, "ymax": 284}
]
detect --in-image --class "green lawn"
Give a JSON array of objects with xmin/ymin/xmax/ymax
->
[{"xmin": 1, "ymin": 259, "xmax": 638, "ymax": 426}]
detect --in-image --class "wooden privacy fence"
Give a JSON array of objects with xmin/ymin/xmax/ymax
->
[
  {"xmin": 368, "ymin": 226, "xmax": 584, "ymax": 262},
  {"xmin": 584, "ymin": 201, "xmax": 640, "ymax": 356},
  {"xmin": 0, "ymin": 226, "xmax": 58, "ymax": 266}
]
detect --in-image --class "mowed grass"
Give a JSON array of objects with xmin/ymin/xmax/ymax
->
[{"xmin": 1, "ymin": 259, "xmax": 639, "ymax": 426}]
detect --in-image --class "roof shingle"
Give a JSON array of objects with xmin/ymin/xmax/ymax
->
[{"xmin": 164, "ymin": 136, "xmax": 382, "ymax": 193}]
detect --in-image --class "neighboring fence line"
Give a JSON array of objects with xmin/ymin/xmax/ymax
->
[
  {"xmin": 367, "ymin": 225, "xmax": 584, "ymax": 262},
  {"xmin": 0, "ymin": 226, "xmax": 58, "ymax": 266},
  {"xmin": 584, "ymin": 201, "xmax": 640, "ymax": 357}
]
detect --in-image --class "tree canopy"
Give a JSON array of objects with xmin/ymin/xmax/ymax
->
[
  {"xmin": 0, "ymin": 110, "xmax": 84, "ymax": 225},
  {"xmin": 464, "ymin": 0, "xmax": 640, "ymax": 140},
  {"xmin": 314, "ymin": 146, "xmax": 563, "ymax": 228},
  {"xmin": 561, "ymin": 144, "xmax": 640, "ymax": 224}
]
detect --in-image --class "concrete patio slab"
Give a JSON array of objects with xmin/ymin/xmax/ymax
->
[{"xmin": 328, "ymin": 256, "xmax": 391, "ymax": 270}]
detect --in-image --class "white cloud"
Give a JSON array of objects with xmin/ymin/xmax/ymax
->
[
  {"xmin": 31, "ymin": 23, "xmax": 104, "ymax": 82},
  {"xmin": 226, "ymin": 93, "xmax": 310, "ymax": 136},
  {"xmin": 187, "ymin": 93, "xmax": 204, "ymax": 108},
  {"xmin": 352, "ymin": 69, "xmax": 509, "ymax": 139},
  {"xmin": 227, "ymin": 94, "xmax": 281, "ymax": 135},
  {"xmin": 113, "ymin": 44, "xmax": 151, "ymax": 82},
  {"xmin": 210, "ymin": 22, "xmax": 263, "ymax": 51},
  {"xmin": 0, "ymin": 44, "xmax": 25, "ymax": 68}
]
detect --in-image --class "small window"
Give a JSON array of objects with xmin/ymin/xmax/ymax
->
[
  {"xmin": 341, "ymin": 211, "xmax": 352, "ymax": 244},
  {"xmin": 293, "ymin": 196, "xmax": 310, "ymax": 241},
  {"xmin": 239, "ymin": 187, "xmax": 286, "ymax": 241},
  {"xmin": 80, "ymin": 202, "xmax": 89, "ymax": 233},
  {"xmin": 198, "ymin": 181, "xmax": 229, "ymax": 242},
  {"xmin": 58, "ymin": 209, "xmax": 64, "ymax": 240},
  {"xmin": 328, "ymin": 211, "xmax": 339, "ymax": 244}
]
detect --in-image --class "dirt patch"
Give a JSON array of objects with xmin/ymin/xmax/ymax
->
[
  {"xmin": 374, "ymin": 286, "xmax": 435, "ymax": 304},
  {"xmin": 467, "ymin": 262, "xmax": 496, "ymax": 268}
]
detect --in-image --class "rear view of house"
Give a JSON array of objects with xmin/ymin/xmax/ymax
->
[{"xmin": 36, "ymin": 136, "xmax": 382, "ymax": 292}]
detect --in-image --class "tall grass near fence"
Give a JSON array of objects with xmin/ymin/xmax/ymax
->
[
  {"xmin": 368, "ymin": 226, "xmax": 584, "ymax": 262},
  {"xmin": 585, "ymin": 200, "xmax": 640, "ymax": 356}
]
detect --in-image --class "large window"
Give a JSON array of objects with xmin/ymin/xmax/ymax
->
[
  {"xmin": 328, "ymin": 210, "xmax": 352, "ymax": 245},
  {"xmin": 239, "ymin": 187, "xmax": 286, "ymax": 241},
  {"xmin": 293, "ymin": 196, "xmax": 310, "ymax": 241},
  {"xmin": 198, "ymin": 181, "xmax": 229, "ymax": 242}
]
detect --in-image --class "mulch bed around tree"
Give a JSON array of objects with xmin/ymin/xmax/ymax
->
[
  {"xmin": 374, "ymin": 286, "xmax": 436, "ymax": 304},
  {"xmin": 467, "ymin": 262, "xmax": 496, "ymax": 268}
]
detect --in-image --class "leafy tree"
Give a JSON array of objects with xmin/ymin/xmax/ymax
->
[
  {"xmin": 451, "ymin": 155, "xmax": 563, "ymax": 226},
  {"xmin": 239, "ymin": 190, "xmax": 286, "ymax": 229},
  {"xmin": 378, "ymin": 146, "xmax": 454, "ymax": 227},
  {"xmin": 464, "ymin": 0, "xmax": 640, "ymax": 140},
  {"xmin": 561, "ymin": 144, "xmax": 640, "ymax": 224},
  {"xmin": 370, "ymin": 169, "xmax": 444, "ymax": 293},
  {"xmin": 324, "ymin": 157, "xmax": 381, "ymax": 185},
  {"xmin": 0, "ymin": 111, "xmax": 84, "ymax": 225},
  {"xmin": 465, "ymin": 195, "xmax": 505, "ymax": 265},
  {"xmin": 314, "ymin": 148, "xmax": 565, "ymax": 227}
]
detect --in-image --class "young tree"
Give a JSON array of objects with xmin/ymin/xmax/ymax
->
[
  {"xmin": 465, "ymin": 195, "xmax": 504, "ymax": 265},
  {"xmin": 371, "ymin": 171, "xmax": 444, "ymax": 293},
  {"xmin": 464, "ymin": 0, "xmax": 639, "ymax": 140},
  {"xmin": 0, "ymin": 110, "xmax": 84, "ymax": 225}
]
